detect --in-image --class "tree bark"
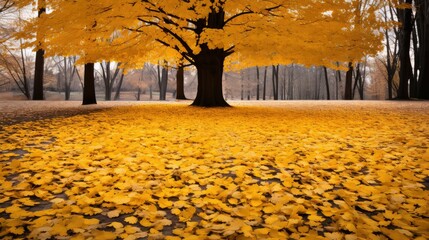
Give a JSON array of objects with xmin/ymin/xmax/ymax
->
[
  {"xmin": 397, "ymin": 0, "xmax": 413, "ymax": 99},
  {"xmin": 176, "ymin": 66, "xmax": 187, "ymax": 100},
  {"xmin": 191, "ymin": 48, "xmax": 229, "ymax": 107},
  {"xmin": 83, "ymin": 63, "xmax": 97, "ymax": 105},
  {"xmin": 345, "ymin": 62, "xmax": 353, "ymax": 100},
  {"xmin": 32, "ymin": 4, "xmax": 45, "ymax": 100}
]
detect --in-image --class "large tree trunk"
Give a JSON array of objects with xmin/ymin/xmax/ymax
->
[
  {"xmin": 192, "ymin": 48, "xmax": 229, "ymax": 107},
  {"xmin": 176, "ymin": 66, "xmax": 187, "ymax": 100},
  {"xmin": 397, "ymin": 0, "xmax": 413, "ymax": 99},
  {"xmin": 32, "ymin": 3, "xmax": 45, "ymax": 100},
  {"xmin": 344, "ymin": 62, "xmax": 353, "ymax": 100},
  {"xmin": 83, "ymin": 63, "xmax": 97, "ymax": 105},
  {"xmin": 417, "ymin": 0, "xmax": 429, "ymax": 99}
]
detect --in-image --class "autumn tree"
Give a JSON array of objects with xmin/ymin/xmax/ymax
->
[
  {"xmin": 99, "ymin": 61, "xmax": 123, "ymax": 101},
  {"xmin": 18, "ymin": 0, "xmax": 385, "ymax": 106}
]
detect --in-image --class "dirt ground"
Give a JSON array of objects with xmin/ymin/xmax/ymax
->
[{"xmin": 1, "ymin": 99, "xmax": 428, "ymax": 126}]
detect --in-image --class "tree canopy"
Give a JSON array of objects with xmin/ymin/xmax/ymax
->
[{"xmin": 17, "ymin": 0, "xmax": 386, "ymax": 106}]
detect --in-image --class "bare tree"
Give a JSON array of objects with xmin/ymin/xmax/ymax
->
[
  {"xmin": 99, "ymin": 61, "xmax": 122, "ymax": 100},
  {"xmin": 0, "ymin": 42, "xmax": 32, "ymax": 99},
  {"xmin": 53, "ymin": 56, "xmax": 78, "ymax": 100},
  {"xmin": 0, "ymin": 0, "xmax": 14, "ymax": 14}
]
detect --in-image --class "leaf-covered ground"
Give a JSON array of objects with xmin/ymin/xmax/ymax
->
[{"xmin": 1, "ymin": 101, "xmax": 428, "ymax": 240}]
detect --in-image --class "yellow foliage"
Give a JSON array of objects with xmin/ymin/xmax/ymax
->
[
  {"xmin": 0, "ymin": 102, "xmax": 428, "ymax": 239},
  {"xmin": 16, "ymin": 0, "xmax": 385, "ymax": 69}
]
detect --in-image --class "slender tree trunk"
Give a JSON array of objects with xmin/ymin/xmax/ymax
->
[
  {"xmin": 240, "ymin": 70, "xmax": 244, "ymax": 100},
  {"xmin": 83, "ymin": 63, "xmax": 97, "ymax": 105},
  {"xmin": 335, "ymin": 62, "xmax": 341, "ymax": 100},
  {"xmin": 417, "ymin": 0, "xmax": 429, "ymax": 99},
  {"xmin": 263, "ymin": 66, "xmax": 267, "ymax": 100},
  {"xmin": 345, "ymin": 62, "xmax": 353, "ymax": 100},
  {"xmin": 288, "ymin": 64, "xmax": 294, "ymax": 100},
  {"xmin": 272, "ymin": 65, "xmax": 279, "ymax": 100},
  {"xmin": 323, "ymin": 66, "xmax": 330, "ymax": 100},
  {"xmin": 136, "ymin": 88, "xmax": 141, "ymax": 101},
  {"xmin": 411, "ymin": 16, "xmax": 419, "ymax": 98},
  {"xmin": 353, "ymin": 64, "xmax": 363, "ymax": 100},
  {"xmin": 256, "ymin": 66, "xmax": 260, "ymax": 100},
  {"xmin": 160, "ymin": 66, "xmax": 168, "ymax": 100},
  {"xmin": 18, "ymin": 43, "xmax": 31, "ymax": 99},
  {"xmin": 397, "ymin": 0, "xmax": 413, "ymax": 99},
  {"xmin": 64, "ymin": 58, "xmax": 70, "ymax": 100},
  {"xmin": 114, "ymin": 73, "xmax": 124, "ymax": 100},
  {"xmin": 176, "ymin": 66, "xmax": 187, "ymax": 100}
]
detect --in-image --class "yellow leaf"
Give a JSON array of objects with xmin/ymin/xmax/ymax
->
[
  {"xmin": 298, "ymin": 225, "xmax": 309, "ymax": 233},
  {"xmin": 308, "ymin": 214, "xmax": 324, "ymax": 222},
  {"xmin": 139, "ymin": 219, "xmax": 154, "ymax": 227},
  {"xmin": 108, "ymin": 195, "xmax": 131, "ymax": 205},
  {"xmin": 92, "ymin": 230, "xmax": 117, "ymax": 240},
  {"xmin": 10, "ymin": 226, "xmax": 24, "ymax": 235},
  {"xmin": 380, "ymin": 228, "xmax": 410, "ymax": 240},
  {"xmin": 84, "ymin": 218, "xmax": 100, "ymax": 225},
  {"xmin": 158, "ymin": 198, "xmax": 173, "ymax": 209},
  {"xmin": 254, "ymin": 228, "xmax": 270, "ymax": 235},
  {"xmin": 179, "ymin": 206, "xmax": 196, "ymax": 222},
  {"xmin": 325, "ymin": 232, "xmax": 344, "ymax": 240},
  {"xmin": 107, "ymin": 209, "xmax": 121, "ymax": 218},
  {"xmin": 109, "ymin": 222, "xmax": 124, "ymax": 229},
  {"xmin": 51, "ymin": 223, "xmax": 68, "ymax": 236},
  {"xmin": 0, "ymin": 197, "xmax": 10, "ymax": 203},
  {"xmin": 125, "ymin": 216, "xmax": 138, "ymax": 224},
  {"xmin": 241, "ymin": 224, "xmax": 253, "ymax": 237}
]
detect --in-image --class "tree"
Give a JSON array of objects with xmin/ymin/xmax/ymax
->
[
  {"xmin": 21, "ymin": 0, "xmax": 385, "ymax": 106},
  {"xmin": 99, "ymin": 61, "xmax": 122, "ymax": 101},
  {"xmin": 0, "ymin": 43, "xmax": 32, "ymax": 99},
  {"xmin": 53, "ymin": 56, "xmax": 78, "ymax": 100},
  {"xmin": 0, "ymin": 0, "xmax": 14, "ymax": 14}
]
